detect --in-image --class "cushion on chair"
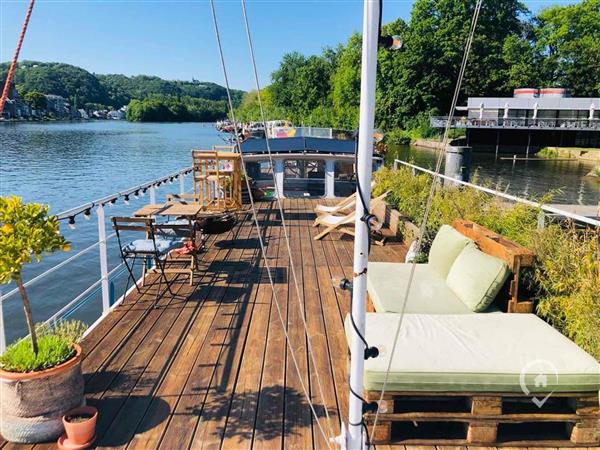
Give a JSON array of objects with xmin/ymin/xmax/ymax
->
[
  {"xmin": 428, "ymin": 225, "xmax": 474, "ymax": 277},
  {"xmin": 122, "ymin": 238, "xmax": 184, "ymax": 255},
  {"xmin": 446, "ymin": 245, "xmax": 510, "ymax": 312},
  {"xmin": 159, "ymin": 219, "xmax": 192, "ymax": 239},
  {"xmin": 345, "ymin": 313, "xmax": 600, "ymax": 392}
]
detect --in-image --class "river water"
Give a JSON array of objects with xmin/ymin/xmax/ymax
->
[{"xmin": 1, "ymin": 121, "xmax": 598, "ymax": 343}]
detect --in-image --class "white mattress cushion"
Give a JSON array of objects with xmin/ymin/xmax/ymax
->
[{"xmin": 346, "ymin": 313, "xmax": 600, "ymax": 392}]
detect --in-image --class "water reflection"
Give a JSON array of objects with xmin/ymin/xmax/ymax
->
[{"xmin": 386, "ymin": 145, "xmax": 599, "ymax": 204}]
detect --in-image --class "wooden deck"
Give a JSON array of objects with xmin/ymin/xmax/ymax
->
[{"xmin": 2, "ymin": 200, "xmax": 595, "ymax": 449}]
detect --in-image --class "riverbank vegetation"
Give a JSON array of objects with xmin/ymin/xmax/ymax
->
[
  {"xmin": 126, "ymin": 96, "xmax": 228, "ymax": 122},
  {"xmin": 373, "ymin": 166, "xmax": 600, "ymax": 359},
  {"xmin": 0, "ymin": 61, "xmax": 242, "ymax": 120},
  {"xmin": 235, "ymin": 0, "xmax": 599, "ymax": 138}
]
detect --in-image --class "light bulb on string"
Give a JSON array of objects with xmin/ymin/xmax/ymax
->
[
  {"xmin": 68, "ymin": 216, "xmax": 76, "ymax": 230},
  {"xmin": 141, "ymin": 188, "xmax": 146, "ymax": 197},
  {"xmin": 109, "ymin": 198, "xmax": 116, "ymax": 208},
  {"xmin": 124, "ymin": 195, "xmax": 130, "ymax": 205},
  {"xmin": 133, "ymin": 190, "xmax": 139, "ymax": 199},
  {"xmin": 83, "ymin": 208, "xmax": 91, "ymax": 220}
]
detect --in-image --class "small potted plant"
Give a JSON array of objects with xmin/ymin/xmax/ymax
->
[
  {"xmin": 0, "ymin": 196, "xmax": 86, "ymax": 443},
  {"xmin": 60, "ymin": 405, "xmax": 98, "ymax": 449}
]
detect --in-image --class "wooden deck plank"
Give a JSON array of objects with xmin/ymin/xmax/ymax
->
[
  {"xmin": 220, "ymin": 204, "xmax": 283, "ymax": 449},
  {"xmin": 154, "ymin": 209, "xmax": 262, "ymax": 449},
  {"xmin": 299, "ymin": 198, "xmax": 342, "ymax": 446},
  {"xmin": 282, "ymin": 199, "xmax": 314, "ymax": 449},
  {"xmin": 252, "ymin": 202, "xmax": 290, "ymax": 450},
  {"xmin": 122, "ymin": 219, "xmax": 251, "ymax": 450},
  {"xmin": 189, "ymin": 204, "xmax": 277, "ymax": 449}
]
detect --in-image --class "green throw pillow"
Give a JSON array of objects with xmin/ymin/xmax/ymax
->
[
  {"xmin": 428, "ymin": 225, "xmax": 474, "ymax": 277},
  {"xmin": 446, "ymin": 245, "xmax": 510, "ymax": 312}
]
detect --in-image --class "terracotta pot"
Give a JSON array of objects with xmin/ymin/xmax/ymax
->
[
  {"xmin": 0, "ymin": 344, "xmax": 85, "ymax": 443},
  {"xmin": 62, "ymin": 406, "xmax": 97, "ymax": 445}
]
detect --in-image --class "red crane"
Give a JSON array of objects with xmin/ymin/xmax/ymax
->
[{"xmin": 0, "ymin": 0, "xmax": 36, "ymax": 117}]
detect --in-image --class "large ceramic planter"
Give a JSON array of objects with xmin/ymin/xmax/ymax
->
[{"xmin": 0, "ymin": 344, "xmax": 85, "ymax": 443}]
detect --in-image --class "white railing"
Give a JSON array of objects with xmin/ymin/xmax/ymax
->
[
  {"xmin": 430, "ymin": 116, "xmax": 600, "ymax": 131},
  {"xmin": 0, "ymin": 166, "xmax": 193, "ymax": 352},
  {"xmin": 393, "ymin": 159, "xmax": 600, "ymax": 228}
]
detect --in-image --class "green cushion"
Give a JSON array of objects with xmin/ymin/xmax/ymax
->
[
  {"xmin": 345, "ymin": 313, "xmax": 600, "ymax": 392},
  {"xmin": 367, "ymin": 262, "xmax": 474, "ymax": 314},
  {"xmin": 446, "ymin": 245, "xmax": 510, "ymax": 312},
  {"xmin": 428, "ymin": 225, "xmax": 473, "ymax": 277}
]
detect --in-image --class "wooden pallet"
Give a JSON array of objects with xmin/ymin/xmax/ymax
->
[{"xmin": 365, "ymin": 390, "xmax": 600, "ymax": 446}]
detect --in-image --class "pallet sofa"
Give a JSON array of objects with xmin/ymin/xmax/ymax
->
[{"xmin": 347, "ymin": 221, "xmax": 600, "ymax": 446}]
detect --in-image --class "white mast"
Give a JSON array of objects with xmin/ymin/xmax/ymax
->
[{"xmin": 347, "ymin": 0, "xmax": 380, "ymax": 448}]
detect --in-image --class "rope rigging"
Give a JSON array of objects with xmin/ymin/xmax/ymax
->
[
  {"xmin": 0, "ymin": 0, "xmax": 36, "ymax": 116},
  {"xmin": 368, "ymin": 0, "xmax": 484, "ymax": 443},
  {"xmin": 209, "ymin": 1, "xmax": 334, "ymax": 447},
  {"xmin": 239, "ymin": 0, "xmax": 338, "ymax": 440}
]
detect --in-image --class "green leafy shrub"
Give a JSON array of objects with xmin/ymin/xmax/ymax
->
[
  {"xmin": 537, "ymin": 147, "xmax": 560, "ymax": 158},
  {"xmin": 374, "ymin": 166, "xmax": 600, "ymax": 359},
  {"xmin": 0, "ymin": 196, "xmax": 69, "ymax": 358},
  {"xmin": 384, "ymin": 129, "xmax": 413, "ymax": 146},
  {"xmin": 0, "ymin": 321, "xmax": 86, "ymax": 373}
]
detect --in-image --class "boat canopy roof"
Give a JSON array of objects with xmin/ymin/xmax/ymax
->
[{"xmin": 240, "ymin": 137, "xmax": 357, "ymax": 155}]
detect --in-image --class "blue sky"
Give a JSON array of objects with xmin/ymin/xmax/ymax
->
[{"xmin": 1, "ymin": 0, "xmax": 574, "ymax": 91}]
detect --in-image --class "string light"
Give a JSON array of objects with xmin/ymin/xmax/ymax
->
[
  {"xmin": 68, "ymin": 216, "xmax": 76, "ymax": 230},
  {"xmin": 133, "ymin": 190, "xmax": 140, "ymax": 199},
  {"xmin": 109, "ymin": 198, "xmax": 117, "ymax": 208},
  {"xmin": 83, "ymin": 208, "xmax": 91, "ymax": 220},
  {"xmin": 124, "ymin": 194, "xmax": 130, "ymax": 205},
  {"xmin": 141, "ymin": 188, "xmax": 147, "ymax": 197}
]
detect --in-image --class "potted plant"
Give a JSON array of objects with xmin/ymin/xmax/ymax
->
[
  {"xmin": 60, "ymin": 405, "xmax": 98, "ymax": 449},
  {"xmin": 0, "ymin": 196, "xmax": 86, "ymax": 443}
]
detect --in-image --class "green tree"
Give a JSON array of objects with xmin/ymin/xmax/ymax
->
[
  {"xmin": 0, "ymin": 196, "xmax": 69, "ymax": 355},
  {"xmin": 22, "ymin": 90, "xmax": 47, "ymax": 110},
  {"xmin": 533, "ymin": 0, "xmax": 600, "ymax": 96}
]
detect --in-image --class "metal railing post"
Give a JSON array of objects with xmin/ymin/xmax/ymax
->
[
  {"xmin": 149, "ymin": 185, "xmax": 156, "ymax": 204},
  {"xmin": 179, "ymin": 173, "xmax": 185, "ymax": 195},
  {"xmin": 96, "ymin": 204, "xmax": 111, "ymax": 314}
]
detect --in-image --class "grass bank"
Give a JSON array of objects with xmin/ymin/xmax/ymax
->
[{"xmin": 373, "ymin": 166, "xmax": 600, "ymax": 360}]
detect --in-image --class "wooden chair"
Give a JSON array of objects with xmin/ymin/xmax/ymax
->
[
  {"xmin": 192, "ymin": 150, "xmax": 242, "ymax": 212},
  {"xmin": 313, "ymin": 192, "xmax": 389, "ymax": 244}
]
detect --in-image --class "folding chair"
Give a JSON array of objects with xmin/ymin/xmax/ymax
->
[
  {"xmin": 313, "ymin": 192, "xmax": 389, "ymax": 245},
  {"xmin": 112, "ymin": 217, "xmax": 186, "ymax": 305},
  {"xmin": 313, "ymin": 181, "xmax": 376, "ymax": 216}
]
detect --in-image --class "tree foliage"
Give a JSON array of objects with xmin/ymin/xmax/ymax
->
[
  {"xmin": 235, "ymin": 0, "xmax": 599, "ymax": 132},
  {"xmin": 0, "ymin": 61, "xmax": 244, "ymax": 111},
  {"xmin": 0, "ymin": 196, "xmax": 69, "ymax": 355},
  {"xmin": 126, "ymin": 95, "xmax": 228, "ymax": 122}
]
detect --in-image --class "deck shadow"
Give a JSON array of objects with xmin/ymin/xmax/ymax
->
[
  {"xmin": 185, "ymin": 384, "xmax": 328, "ymax": 443},
  {"xmin": 87, "ymin": 395, "xmax": 171, "ymax": 446}
]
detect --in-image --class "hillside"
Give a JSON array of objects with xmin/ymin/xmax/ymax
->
[{"xmin": 0, "ymin": 61, "xmax": 243, "ymax": 109}]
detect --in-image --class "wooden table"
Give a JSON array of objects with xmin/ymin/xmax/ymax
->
[{"xmin": 133, "ymin": 203, "xmax": 205, "ymax": 218}]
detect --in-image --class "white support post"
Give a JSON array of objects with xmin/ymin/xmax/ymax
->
[
  {"xmin": 149, "ymin": 185, "xmax": 156, "ymax": 204},
  {"xmin": 97, "ymin": 204, "xmax": 111, "ymax": 314},
  {"xmin": 179, "ymin": 173, "xmax": 185, "ymax": 195},
  {"xmin": 274, "ymin": 159, "xmax": 285, "ymax": 199},
  {"xmin": 325, "ymin": 159, "xmax": 336, "ymax": 198},
  {"xmin": 347, "ymin": 0, "xmax": 379, "ymax": 448}
]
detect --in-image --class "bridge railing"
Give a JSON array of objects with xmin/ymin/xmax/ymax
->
[{"xmin": 430, "ymin": 116, "xmax": 600, "ymax": 131}]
